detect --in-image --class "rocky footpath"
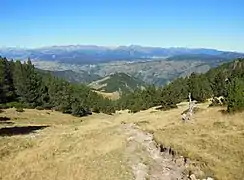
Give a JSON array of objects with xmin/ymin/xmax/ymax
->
[{"xmin": 120, "ymin": 123, "xmax": 214, "ymax": 180}]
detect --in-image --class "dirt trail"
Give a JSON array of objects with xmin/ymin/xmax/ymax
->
[{"xmin": 121, "ymin": 123, "xmax": 188, "ymax": 180}]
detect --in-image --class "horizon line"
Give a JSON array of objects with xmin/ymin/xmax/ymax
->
[{"xmin": 0, "ymin": 44, "xmax": 243, "ymax": 53}]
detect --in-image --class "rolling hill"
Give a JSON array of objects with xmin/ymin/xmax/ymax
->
[
  {"xmin": 166, "ymin": 53, "xmax": 229, "ymax": 64},
  {"xmin": 39, "ymin": 69, "xmax": 101, "ymax": 84},
  {"xmin": 32, "ymin": 59, "xmax": 214, "ymax": 86},
  {"xmin": 88, "ymin": 73, "xmax": 146, "ymax": 93}
]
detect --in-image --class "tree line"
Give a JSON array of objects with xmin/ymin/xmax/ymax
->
[
  {"xmin": 1, "ymin": 57, "xmax": 244, "ymax": 116},
  {"xmin": 0, "ymin": 57, "xmax": 116, "ymax": 116},
  {"xmin": 117, "ymin": 58, "xmax": 244, "ymax": 113}
]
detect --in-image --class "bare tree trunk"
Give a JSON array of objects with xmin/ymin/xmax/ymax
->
[
  {"xmin": 188, "ymin": 93, "xmax": 193, "ymax": 118},
  {"xmin": 188, "ymin": 93, "xmax": 191, "ymax": 108},
  {"xmin": 182, "ymin": 93, "xmax": 195, "ymax": 121}
]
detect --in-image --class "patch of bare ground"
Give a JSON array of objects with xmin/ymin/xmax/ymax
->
[
  {"xmin": 93, "ymin": 90, "xmax": 120, "ymax": 100},
  {"xmin": 121, "ymin": 123, "xmax": 189, "ymax": 180},
  {"xmin": 120, "ymin": 102, "xmax": 244, "ymax": 180}
]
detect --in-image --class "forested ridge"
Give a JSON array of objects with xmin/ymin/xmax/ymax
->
[
  {"xmin": 1, "ymin": 57, "xmax": 244, "ymax": 116},
  {"xmin": 89, "ymin": 72, "xmax": 145, "ymax": 93},
  {"xmin": 0, "ymin": 57, "xmax": 116, "ymax": 116},
  {"xmin": 117, "ymin": 58, "xmax": 244, "ymax": 113}
]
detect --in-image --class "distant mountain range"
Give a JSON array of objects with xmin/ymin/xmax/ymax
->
[
  {"xmin": 1, "ymin": 45, "xmax": 243, "ymax": 64},
  {"xmin": 2, "ymin": 45, "xmax": 244, "ymax": 88}
]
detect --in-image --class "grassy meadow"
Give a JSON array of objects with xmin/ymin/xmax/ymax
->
[
  {"xmin": 0, "ymin": 102, "xmax": 244, "ymax": 180},
  {"xmin": 124, "ymin": 102, "xmax": 244, "ymax": 180},
  {"xmin": 0, "ymin": 109, "xmax": 132, "ymax": 180}
]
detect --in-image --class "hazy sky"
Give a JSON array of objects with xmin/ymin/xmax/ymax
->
[{"xmin": 1, "ymin": 0, "xmax": 244, "ymax": 52}]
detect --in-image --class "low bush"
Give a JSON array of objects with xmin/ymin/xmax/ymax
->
[
  {"xmin": 16, "ymin": 107, "xmax": 24, "ymax": 112},
  {"xmin": 0, "ymin": 104, "xmax": 8, "ymax": 109},
  {"xmin": 92, "ymin": 107, "xmax": 100, "ymax": 113},
  {"xmin": 36, "ymin": 106, "xmax": 45, "ymax": 110},
  {"xmin": 71, "ymin": 105, "xmax": 90, "ymax": 117}
]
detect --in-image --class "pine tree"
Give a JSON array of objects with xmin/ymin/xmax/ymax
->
[
  {"xmin": 187, "ymin": 73, "xmax": 212, "ymax": 102},
  {"xmin": 227, "ymin": 78, "xmax": 244, "ymax": 113},
  {"xmin": 13, "ymin": 59, "xmax": 43, "ymax": 107},
  {"xmin": 211, "ymin": 72, "xmax": 228, "ymax": 97},
  {"xmin": 0, "ymin": 57, "xmax": 16, "ymax": 103}
]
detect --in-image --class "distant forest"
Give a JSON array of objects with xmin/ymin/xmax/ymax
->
[
  {"xmin": 118, "ymin": 58, "xmax": 244, "ymax": 113},
  {"xmin": 1, "ymin": 57, "xmax": 244, "ymax": 116},
  {"xmin": 0, "ymin": 57, "xmax": 116, "ymax": 116}
]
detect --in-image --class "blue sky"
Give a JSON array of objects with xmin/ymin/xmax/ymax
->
[{"xmin": 1, "ymin": 0, "xmax": 244, "ymax": 52}]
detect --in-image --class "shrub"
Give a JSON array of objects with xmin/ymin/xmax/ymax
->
[
  {"xmin": 57, "ymin": 105, "xmax": 72, "ymax": 114},
  {"xmin": 0, "ymin": 102, "xmax": 25, "ymax": 109},
  {"xmin": 36, "ymin": 106, "xmax": 45, "ymax": 110},
  {"xmin": 71, "ymin": 103, "xmax": 92, "ymax": 117},
  {"xmin": 42, "ymin": 103, "xmax": 53, "ymax": 110},
  {"xmin": 129, "ymin": 106, "xmax": 140, "ymax": 113},
  {"xmin": 0, "ymin": 104, "xmax": 8, "ymax": 109},
  {"xmin": 16, "ymin": 107, "xmax": 24, "ymax": 112},
  {"xmin": 72, "ymin": 107, "xmax": 87, "ymax": 117},
  {"xmin": 6, "ymin": 102, "xmax": 20, "ymax": 108},
  {"xmin": 92, "ymin": 106, "xmax": 100, "ymax": 113}
]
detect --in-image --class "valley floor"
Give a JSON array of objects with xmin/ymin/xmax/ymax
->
[{"xmin": 0, "ymin": 103, "xmax": 244, "ymax": 180}]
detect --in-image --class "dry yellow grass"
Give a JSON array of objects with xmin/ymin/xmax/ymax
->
[
  {"xmin": 93, "ymin": 90, "xmax": 120, "ymax": 100},
  {"xmin": 0, "ymin": 109, "xmax": 132, "ymax": 180},
  {"xmin": 1, "ymin": 104, "xmax": 244, "ymax": 180},
  {"xmin": 122, "ymin": 102, "xmax": 244, "ymax": 180}
]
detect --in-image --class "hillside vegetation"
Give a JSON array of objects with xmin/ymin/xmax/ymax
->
[
  {"xmin": 89, "ymin": 73, "xmax": 145, "ymax": 93},
  {"xmin": 118, "ymin": 58, "xmax": 244, "ymax": 113},
  {"xmin": 3, "ymin": 46, "xmax": 244, "ymax": 86},
  {"xmin": 39, "ymin": 69, "xmax": 101, "ymax": 84},
  {"xmin": 1, "ymin": 57, "xmax": 244, "ymax": 116},
  {"xmin": 63, "ymin": 59, "xmax": 212, "ymax": 86},
  {"xmin": 30, "ymin": 54, "xmax": 243, "ymax": 87},
  {"xmin": 0, "ymin": 57, "xmax": 115, "ymax": 116}
]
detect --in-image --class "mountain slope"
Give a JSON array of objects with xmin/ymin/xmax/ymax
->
[
  {"xmin": 39, "ymin": 69, "xmax": 101, "ymax": 84},
  {"xmin": 0, "ymin": 57, "xmax": 116, "ymax": 116},
  {"xmin": 166, "ymin": 53, "xmax": 229, "ymax": 62},
  {"xmin": 89, "ymin": 73, "xmax": 145, "ymax": 93},
  {"xmin": 117, "ymin": 58, "xmax": 244, "ymax": 113},
  {"xmin": 32, "ymin": 58, "xmax": 219, "ymax": 86},
  {"xmin": 2, "ymin": 46, "xmax": 244, "ymax": 87}
]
